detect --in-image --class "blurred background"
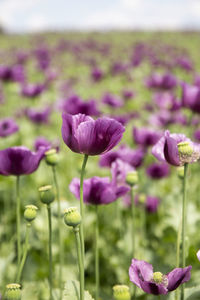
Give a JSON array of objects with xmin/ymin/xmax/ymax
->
[{"xmin": 0, "ymin": 0, "xmax": 200, "ymax": 33}]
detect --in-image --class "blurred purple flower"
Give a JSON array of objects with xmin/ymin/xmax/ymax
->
[
  {"xmin": 26, "ymin": 106, "xmax": 51, "ymax": 124},
  {"xmin": 135, "ymin": 194, "xmax": 160, "ymax": 213},
  {"xmin": 21, "ymin": 83, "xmax": 45, "ymax": 98},
  {"xmin": 0, "ymin": 146, "xmax": 45, "ymax": 176},
  {"xmin": 61, "ymin": 113, "xmax": 125, "ymax": 156},
  {"xmin": 197, "ymin": 249, "xmax": 200, "ymax": 262},
  {"xmin": 34, "ymin": 136, "xmax": 60, "ymax": 152},
  {"xmin": 175, "ymin": 56, "xmax": 193, "ymax": 72},
  {"xmin": 122, "ymin": 89, "xmax": 135, "ymax": 100},
  {"xmin": 111, "ymin": 158, "xmax": 134, "ymax": 185},
  {"xmin": 133, "ymin": 127, "xmax": 162, "ymax": 147},
  {"xmin": 102, "ymin": 93, "xmax": 123, "ymax": 108},
  {"xmin": 181, "ymin": 82, "xmax": 200, "ymax": 113},
  {"xmin": 152, "ymin": 130, "xmax": 200, "ymax": 166},
  {"xmin": 91, "ymin": 67, "xmax": 104, "ymax": 82},
  {"xmin": 59, "ymin": 95, "xmax": 100, "ymax": 116},
  {"xmin": 99, "ymin": 145, "xmax": 145, "ymax": 169},
  {"xmin": 129, "ymin": 258, "xmax": 191, "ymax": 295},
  {"xmin": 194, "ymin": 129, "xmax": 200, "ymax": 142},
  {"xmin": 146, "ymin": 73, "xmax": 177, "ymax": 90},
  {"xmin": 69, "ymin": 176, "xmax": 129, "ymax": 205},
  {"xmin": 0, "ymin": 118, "xmax": 19, "ymax": 137},
  {"xmin": 146, "ymin": 162, "xmax": 170, "ymax": 179},
  {"xmin": 153, "ymin": 92, "xmax": 181, "ymax": 111},
  {"xmin": 34, "ymin": 46, "xmax": 50, "ymax": 71}
]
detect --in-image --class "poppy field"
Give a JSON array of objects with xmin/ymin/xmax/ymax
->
[{"xmin": 1, "ymin": 31, "xmax": 200, "ymax": 300}]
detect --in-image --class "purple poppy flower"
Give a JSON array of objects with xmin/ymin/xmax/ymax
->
[
  {"xmin": 0, "ymin": 146, "xmax": 45, "ymax": 176},
  {"xmin": 34, "ymin": 136, "xmax": 60, "ymax": 152},
  {"xmin": 181, "ymin": 82, "xmax": 200, "ymax": 113},
  {"xmin": 110, "ymin": 62, "xmax": 128, "ymax": 75},
  {"xmin": 26, "ymin": 106, "xmax": 51, "ymax": 124},
  {"xmin": 194, "ymin": 74, "xmax": 200, "ymax": 88},
  {"xmin": 129, "ymin": 259, "xmax": 191, "ymax": 295},
  {"xmin": 21, "ymin": 83, "xmax": 45, "ymax": 98},
  {"xmin": 69, "ymin": 176, "xmax": 129, "ymax": 205},
  {"xmin": 134, "ymin": 194, "xmax": 160, "ymax": 213},
  {"xmin": 0, "ymin": 118, "xmax": 19, "ymax": 137},
  {"xmin": 175, "ymin": 56, "xmax": 193, "ymax": 71},
  {"xmin": 152, "ymin": 130, "xmax": 200, "ymax": 166},
  {"xmin": 99, "ymin": 145, "xmax": 145, "ymax": 169},
  {"xmin": 91, "ymin": 67, "xmax": 103, "ymax": 82},
  {"xmin": 61, "ymin": 113, "xmax": 125, "ymax": 156},
  {"xmin": 197, "ymin": 249, "xmax": 200, "ymax": 262},
  {"xmin": 102, "ymin": 93, "xmax": 123, "ymax": 108},
  {"xmin": 59, "ymin": 95, "xmax": 100, "ymax": 116},
  {"xmin": 0, "ymin": 65, "xmax": 13, "ymax": 81},
  {"xmin": 34, "ymin": 46, "xmax": 50, "ymax": 71},
  {"xmin": 145, "ymin": 73, "xmax": 177, "ymax": 90},
  {"xmin": 153, "ymin": 92, "xmax": 181, "ymax": 111},
  {"xmin": 122, "ymin": 89, "xmax": 134, "ymax": 100},
  {"xmin": 111, "ymin": 159, "xmax": 134, "ymax": 186},
  {"xmin": 133, "ymin": 127, "xmax": 162, "ymax": 147},
  {"xmin": 109, "ymin": 114, "xmax": 130, "ymax": 126},
  {"xmin": 194, "ymin": 129, "xmax": 200, "ymax": 142},
  {"xmin": 11, "ymin": 65, "xmax": 25, "ymax": 83},
  {"xmin": 146, "ymin": 162, "xmax": 170, "ymax": 179}
]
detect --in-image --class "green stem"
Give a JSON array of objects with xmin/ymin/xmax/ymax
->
[
  {"xmin": 47, "ymin": 204, "xmax": 53, "ymax": 300},
  {"xmin": 175, "ymin": 221, "xmax": 182, "ymax": 300},
  {"xmin": 52, "ymin": 166, "xmax": 63, "ymax": 299},
  {"xmin": 95, "ymin": 206, "xmax": 99, "ymax": 300},
  {"xmin": 74, "ymin": 227, "xmax": 84, "ymax": 300},
  {"xmin": 16, "ymin": 223, "xmax": 31, "ymax": 283},
  {"xmin": 79, "ymin": 155, "xmax": 89, "ymax": 262},
  {"xmin": 130, "ymin": 187, "xmax": 135, "ymax": 257},
  {"xmin": 180, "ymin": 163, "xmax": 188, "ymax": 300},
  {"xmin": 16, "ymin": 176, "xmax": 21, "ymax": 267}
]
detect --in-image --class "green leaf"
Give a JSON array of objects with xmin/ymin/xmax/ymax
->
[
  {"xmin": 185, "ymin": 286, "xmax": 200, "ymax": 300},
  {"xmin": 63, "ymin": 280, "xmax": 94, "ymax": 300}
]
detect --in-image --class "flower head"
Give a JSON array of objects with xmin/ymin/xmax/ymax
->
[
  {"xmin": 133, "ymin": 127, "xmax": 162, "ymax": 147},
  {"xmin": 152, "ymin": 130, "xmax": 200, "ymax": 166},
  {"xmin": 146, "ymin": 162, "xmax": 170, "ymax": 179},
  {"xmin": 0, "ymin": 146, "xmax": 45, "ymax": 176},
  {"xmin": 61, "ymin": 113, "xmax": 125, "ymax": 156},
  {"xmin": 129, "ymin": 258, "xmax": 191, "ymax": 295},
  {"xmin": 0, "ymin": 118, "xmax": 19, "ymax": 137}
]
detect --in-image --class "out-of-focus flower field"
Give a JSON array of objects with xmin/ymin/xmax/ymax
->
[{"xmin": 1, "ymin": 31, "xmax": 200, "ymax": 300}]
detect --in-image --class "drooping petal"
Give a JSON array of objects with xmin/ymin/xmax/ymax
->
[
  {"xmin": 139, "ymin": 280, "xmax": 168, "ymax": 295},
  {"xmin": 167, "ymin": 266, "xmax": 192, "ymax": 291},
  {"xmin": 164, "ymin": 136, "xmax": 180, "ymax": 166},
  {"xmin": 129, "ymin": 259, "xmax": 153, "ymax": 288}
]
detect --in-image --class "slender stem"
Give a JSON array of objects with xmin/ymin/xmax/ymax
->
[
  {"xmin": 175, "ymin": 221, "xmax": 181, "ymax": 300},
  {"xmin": 52, "ymin": 166, "xmax": 63, "ymax": 299},
  {"xmin": 130, "ymin": 187, "xmax": 135, "ymax": 257},
  {"xmin": 16, "ymin": 176, "xmax": 21, "ymax": 267},
  {"xmin": 74, "ymin": 227, "xmax": 84, "ymax": 300},
  {"xmin": 95, "ymin": 206, "xmax": 99, "ymax": 300},
  {"xmin": 180, "ymin": 163, "xmax": 188, "ymax": 300},
  {"xmin": 47, "ymin": 204, "xmax": 53, "ymax": 300},
  {"xmin": 79, "ymin": 154, "xmax": 89, "ymax": 261},
  {"xmin": 16, "ymin": 223, "xmax": 31, "ymax": 283}
]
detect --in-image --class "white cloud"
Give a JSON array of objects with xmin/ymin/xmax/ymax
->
[
  {"xmin": 28, "ymin": 14, "xmax": 49, "ymax": 32},
  {"xmin": 189, "ymin": 0, "xmax": 200, "ymax": 16}
]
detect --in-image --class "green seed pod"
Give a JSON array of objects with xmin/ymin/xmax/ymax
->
[
  {"xmin": 64, "ymin": 207, "xmax": 81, "ymax": 227},
  {"xmin": 24, "ymin": 205, "xmax": 38, "ymax": 222},
  {"xmin": 5, "ymin": 283, "xmax": 21, "ymax": 300},
  {"xmin": 38, "ymin": 185, "xmax": 55, "ymax": 205},
  {"xmin": 177, "ymin": 166, "xmax": 184, "ymax": 179},
  {"xmin": 113, "ymin": 285, "xmax": 131, "ymax": 300},
  {"xmin": 45, "ymin": 149, "xmax": 59, "ymax": 166},
  {"xmin": 126, "ymin": 171, "xmax": 138, "ymax": 186}
]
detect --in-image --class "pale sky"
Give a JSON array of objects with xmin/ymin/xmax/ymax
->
[{"xmin": 0, "ymin": 0, "xmax": 200, "ymax": 32}]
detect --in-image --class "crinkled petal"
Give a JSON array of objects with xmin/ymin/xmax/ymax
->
[
  {"xmin": 167, "ymin": 266, "xmax": 192, "ymax": 291},
  {"xmin": 140, "ymin": 281, "xmax": 168, "ymax": 295},
  {"xmin": 129, "ymin": 259, "xmax": 153, "ymax": 288}
]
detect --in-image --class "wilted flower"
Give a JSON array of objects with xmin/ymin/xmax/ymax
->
[
  {"xmin": 69, "ymin": 176, "xmax": 129, "ymax": 205},
  {"xmin": 129, "ymin": 258, "xmax": 191, "ymax": 295},
  {"xmin": 61, "ymin": 113, "xmax": 125, "ymax": 155},
  {"xmin": 133, "ymin": 127, "xmax": 162, "ymax": 147},
  {"xmin": 152, "ymin": 130, "xmax": 200, "ymax": 166},
  {"xmin": 0, "ymin": 118, "xmax": 19, "ymax": 137},
  {"xmin": 0, "ymin": 146, "xmax": 45, "ymax": 176},
  {"xmin": 146, "ymin": 162, "xmax": 170, "ymax": 179}
]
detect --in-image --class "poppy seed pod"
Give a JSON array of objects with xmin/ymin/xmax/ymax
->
[
  {"xmin": 24, "ymin": 205, "xmax": 38, "ymax": 222},
  {"xmin": 39, "ymin": 185, "xmax": 54, "ymax": 204},
  {"xmin": 113, "ymin": 285, "xmax": 131, "ymax": 300},
  {"xmin": 126, "ymin": 171, "xmax": 138, "ymax": 186},
  {"xmin": 64, "ymin": 207, "xmax": 81, "ymax": 227},
  {"xmin": 5, "ymin": 283, "xmax": 21, "ymax": 300},
  {"xmin": 45, "ymin": 149, "xmax": 59, "ymax": 166}
]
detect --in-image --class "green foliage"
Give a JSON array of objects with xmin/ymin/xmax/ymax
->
[{"xmin": 63, "ymin": 280, "xmax": 94, "ymax": 300}]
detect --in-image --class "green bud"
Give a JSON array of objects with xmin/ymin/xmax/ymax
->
[
  {"xmin": 177, "ymin": 166, "xmax": 184, "ymax": 179},
  {"xmin": 38, "ymin": 185, "xmax": 54, "ymax": 205},
  {"xmin": 64, "ymin": 207, "xmax": 81, "ymax": 227},
  {"xmin": 24, "ymin": 205, "xmax": 38, "ymax": 222},
  {"xmin": 113, "ymin": 285, "xmax": 131, "ymax": 300},
  {"xmin": 45, "ymin": 149, "xmax": 59, "ymax": 166},
  {"xmin": 138, "ymin": 193, "xmax": 146, "ymax": 204},
  {"xmin": 126, "ymin": 171, "xmax": 138, "ymax": 186},
  {"xmin": 5, "ymin": 283, "xmax": 21, "ymax": 300}
]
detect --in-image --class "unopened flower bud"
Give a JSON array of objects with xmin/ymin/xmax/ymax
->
[
  {"xmin": 113, "ymin": 285, "xmax": 131, "ymax": 300},
  {"xmin": 24, "ymin": 205, "xmax": 38, "ymax": 222},
  {"xmin": 126, "ymin": 171, "xmax": 138, "ymax": 186},
  {"xmin": 38, "ymin": 185, "xmax": 54, "ymax": 205},
  {"xmin": 177, "ymin": 166, "xmax": 184, "ymax": 179},
  {"xmin": 5, "ymin": 283, "xmax": 21, "ymax": 300},
  {"xmin": 138, "ymin": 193, "xmax": 146, "ymax": 204},
  {"xmin": 45, "ymin": 149, "xmax": 59, "ymax": 166},
  {"xmin": 64, "ymin": 207, "xmax": 81, "ymax": 227}
]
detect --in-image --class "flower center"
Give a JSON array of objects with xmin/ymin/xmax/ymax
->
[
  {"xmin": 153, "ymin": 272, "xmax": 163, "ymax": 284},
  {"xmin": 177, "ymin": 141, "xmax": 193, "ymax": 156}
]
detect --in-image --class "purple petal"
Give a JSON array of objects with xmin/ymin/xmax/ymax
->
[
  {"xmin": 197, "ymin": 249, "xmax": 200, "ymax": 262},
  {"xmin": 139, "ymin": 281, "xmax": 168, "ymax": 295},
  {"xmin": 164, "ymin": 136, "xmax": 180, "ymax": 166},
  {"xmin": 129, "ymin": 258, "xmax": 153, "ymax": 288},
  {"xmin": 167, "ymin": 266, "xmax": 192, "ymax": 291}
]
